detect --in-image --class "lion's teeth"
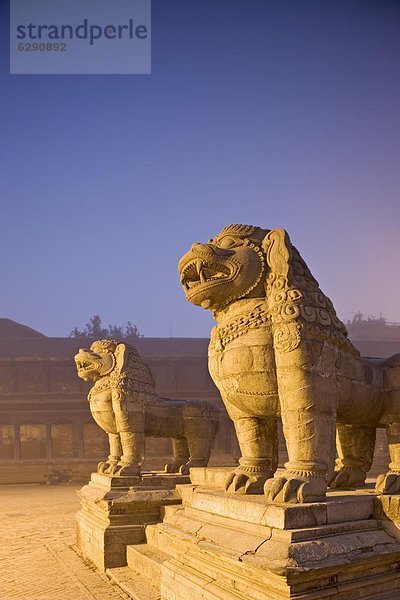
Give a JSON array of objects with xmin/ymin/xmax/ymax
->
[
  {"xmin": 200, "ymin": 269, "xmax": 206, "ymax": 285},
  {"xmin": 195, "ymin": 259, "xmax": 203, "ymax": 275}
]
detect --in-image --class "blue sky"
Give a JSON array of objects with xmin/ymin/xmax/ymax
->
[{"xmin": 0, "ymin": 0, "xmax": 399, "ymax": 337}]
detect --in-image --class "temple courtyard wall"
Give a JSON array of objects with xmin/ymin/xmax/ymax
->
[{"xmin": 0, "ymin": 333, "xmax": 399, "ymax": 484}]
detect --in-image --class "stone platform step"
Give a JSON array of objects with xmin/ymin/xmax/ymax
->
[
  {"xmin": 160, "ymin": 503, "xmax": 180, "ymax": 521},
  {"xmin": 176, "ymin": 483, "xmax": 378, "ymax": 529},
  {"xmin": 141, "ymin": 485, "xmax": 400, "ymax": 600},
  {"xmin": 127, "ymin": 542, "xmax": 169, "ymax": 588},
  {"xmin": 146, "ymin": 517, "xmax": 400, "ymax": 600},
  {"xmin": 145, "ymin": 520, "xmax": 203, "ymax": 558},
  {"xmin": 102, "ymin": 475, "xmax": 400, "ymax": 599},
  {"xmin": 106, "ymin": 566, "xmax": 161, "ymax": 600},
  {"xmin": 148, "ymin": 508, "xmax": 400, "ymax": 568}
]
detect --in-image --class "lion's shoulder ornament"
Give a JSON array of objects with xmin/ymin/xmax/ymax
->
[{"xmin": 263, "ymin": 228, "xmax": 358, "ymax": 356}]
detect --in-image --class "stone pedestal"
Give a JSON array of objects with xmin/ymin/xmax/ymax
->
[
  {"xmin": 76, "ymin": 471, "xmax": 189, "ymax": 571},
  {"xmin": 109, "ymin": 467, "xmax": 400, "ymax": 600}
]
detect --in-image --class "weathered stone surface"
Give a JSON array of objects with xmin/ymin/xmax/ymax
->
[
  {"xmin": 126, "ymin": 543, "xmax": 167, "ymax": 588},
  {"xmin": 76, "ymin": 471, "xmax": 183, "ymax": 570},
  {"xmin": 110, "ymin": 482, "xmax": 400, "ymax": 599},
  {"xmin": 75, "ymin": 339, "xmax": 219, "ymax": 478},
  {"xmin": 178, "ymin": 225, "xmax": 400, "ymax": 503},
  {"xmin": 190, "ymin": 466, "xmax": 235, "ymax": 487},
  {"xmin": 90, "ymin": 472, "xmax": 142, "ymax": 488}
]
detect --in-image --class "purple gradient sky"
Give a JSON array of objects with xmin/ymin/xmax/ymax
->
[{"xmin": 0, "ymin": 0, "xmax": 399, "ymax": 338}]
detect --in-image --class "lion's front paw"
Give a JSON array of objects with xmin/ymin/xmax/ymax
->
[
  {"xmin": 225, "ymin": 468, "xmax": 269, "ymax": 495},
  {"xmin": 97, "ymin": 460, "xmax": 118, "ymax": 474},
  {"xmin": 264, "ymin": 473, "xmax": 327, "ymax": 503},
  {"xmin": 376, "ymin": 471, "xmax": 400, "ymax": 495},
  {"xmin": 164, "ymin": 459, "xmax": 186, "ymax": 474},
  {"xmin": 109, "ymin": 461, "xmax": 141, "ymax": 477},
  {"xmin": 329, "ymin": 468, "xmax": 367, "ymax": 490},
  {"xmin": 178, "ymin": 460, "xmax": 207, "ymax": 475}
]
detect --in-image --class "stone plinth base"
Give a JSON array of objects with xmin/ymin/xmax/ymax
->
[
  {"xmin": 76, "ymin": 471, "xmax": 188, "ymax": 570},
  {"xmin": 110, "ymin": 467, "xmax": 400, "ymax": 600}
]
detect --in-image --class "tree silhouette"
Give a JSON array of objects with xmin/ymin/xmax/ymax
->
[{"xmin": 70, "ymin": 315, "xmax": 142, "ymax": 340}]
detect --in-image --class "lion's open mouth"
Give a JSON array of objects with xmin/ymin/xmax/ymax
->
[
  {"xmin": 75, "ymin": 359, "xmax": 95, "ymax": 372},
  {"xmin": 180, "ymin": 259, "xmax": 232, "ymax": 293}
]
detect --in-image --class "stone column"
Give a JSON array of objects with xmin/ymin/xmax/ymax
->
[
  {"xmin": 45, "ymin": 423, "xmax": 52, "ymax": 459},
  {"xmin": 13, "ymin": 424, "xmax": 21, "ymax": 460}
]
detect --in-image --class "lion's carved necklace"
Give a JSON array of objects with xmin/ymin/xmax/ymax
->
[{"xmin": 211, "ymin": 302, "xmax": 270, "ymax": 352}]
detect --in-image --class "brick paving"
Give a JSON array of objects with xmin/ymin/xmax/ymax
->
[{"xmin": 0, "ymin": 484, "xmax": 130, "ymax": 600}]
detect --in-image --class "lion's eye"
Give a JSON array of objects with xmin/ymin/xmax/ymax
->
[{"xmin": 218, "ymin": 236, "xmax": 241, "ymax": 249}]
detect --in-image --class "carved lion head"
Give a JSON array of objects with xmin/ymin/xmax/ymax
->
[
  {"xmin": 74, "ymin": 340, "xmax": 155, "ymax": 387},
  {"xmin": 178, "ymin": 224, "xmax": 293, "ymax": 312},
  {"xmin": 179, "ymin": 224, "xmax": 355, "ymax": 354},
  {"xmin": 75, "ymin": 340, "xmax": 118, "ymax": 381}
]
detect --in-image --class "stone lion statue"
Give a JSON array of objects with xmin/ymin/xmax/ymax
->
[
  {"xmin": 75, "ymin": 340, "xmax": 219, "ymax": 477},
  {"xmin": 178, "ymin": 224, "xmax": 400, "ymax": 503}
]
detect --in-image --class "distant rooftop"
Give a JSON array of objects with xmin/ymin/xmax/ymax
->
[
  {"xmin": 0, "ymin": 319, "xmax": 209, "ymax": 358},
  {"xmin": 346, "ymin": 316, "xmax": 400, "ymax": 342},
  {"xmin": 0, "ymin": 319, "xmax": 46, "ymax": 338},
  {"xmin": 0, "ymin": 319, "xmax": 398, "ymax": 359}
]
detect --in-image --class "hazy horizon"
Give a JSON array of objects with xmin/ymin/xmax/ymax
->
[{"xmin": 1, "ymin": 1, "xmax": 399, "ymax": 338}]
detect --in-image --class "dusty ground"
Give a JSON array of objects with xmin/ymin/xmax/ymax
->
[{"xmin": 0, "ymin": 484, "xmax": 129, "ymax": 600}]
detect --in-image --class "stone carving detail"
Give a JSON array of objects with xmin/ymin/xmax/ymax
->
[
  {"xmin": 178, "ymin": 224, "xmax": 400, "ymax": 503},
  {"xmin": 75, "ymin": 340, "xmax": 219, "ymax": 477}
]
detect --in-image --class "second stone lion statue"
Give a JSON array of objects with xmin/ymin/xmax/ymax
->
[
  {"xmin": 178, "ymin": 224, "xmax": 400, "ymax": 503},
  {"xmin": 75, "ymin": 340, "xmax": 219, "ymax": 477}
]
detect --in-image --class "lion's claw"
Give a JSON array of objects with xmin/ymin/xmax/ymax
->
[
  {"xmin": 97, "ymin": 460, "xmax": 117, "ymax": 474},
  {"xmin": 329, "ymin": 468, "xmax": 367, "ymax": 489},
  {"xmin": 376, "ymin": 472, "xmax": 400, "ymax": 494},
  {"xmin": 117, "ymin": 463, "xmax": 141, "ymax": 477},
  {"xmin": 225, "ymin": 469, "xmax": 268, "ymax": 495},
  {"xmin": 178, "ymin": 464, "xmax": 191, "ymax": 475},
  {"xmin": 264, "ymin": 474, "xmax": 327, "ymax": 503},
  {"xmin": 164, "ymin": 460, "xmax": 186, "ymax": 473},
  {"xmin": 109, "ymin": 463, "xmax": 123, "ymax": 475},
  {"xmin": 98, "ymin": 461, "xmax": 141, "ymax": 477}
]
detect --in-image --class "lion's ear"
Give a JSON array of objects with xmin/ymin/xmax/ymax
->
[
  {"xmin": 114, "ymin": 343, "xmax": 128, "ymax": 374},
  {"xmin": 262, "ymin": 228, "xmax": 292, "ymax": 280}
]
